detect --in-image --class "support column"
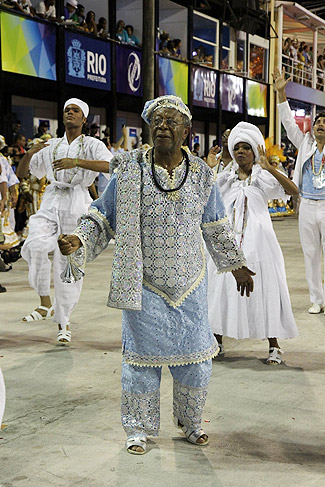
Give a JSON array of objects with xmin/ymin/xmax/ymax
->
[
  {"xmin": 268, "ymin": 0, "xmax": 275, "ymax": 142},
  {"xmin": 141, "ymin": 0, "xmax": 155, "ymax": 144},
  {"xmin": 276, "ymin": 5, "xmax": 283, "ymax": 145}
]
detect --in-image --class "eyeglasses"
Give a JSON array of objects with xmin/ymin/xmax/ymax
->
[
  {"xmin": 233, "ymin": 145, "xmax": 252, "ymax": 151},
  {"xmin": 151, "ymin": 117, "xmax": 184, "ymax": 129}
]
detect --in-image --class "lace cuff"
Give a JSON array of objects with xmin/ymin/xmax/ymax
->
[
  {"xmin": 202, "ymin": 217, "xmax": 246, "ymax": 272},
  {"xmin": 61, "ymin": 208, "xmax": 114, "ymax": 283}
]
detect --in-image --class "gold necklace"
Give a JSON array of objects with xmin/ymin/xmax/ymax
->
[
  {"xmin": 52, "ymin": 134, "xmax": 85, "ymax": 182},
  {"xmin": 311, "ymin": 152, "xmax": 325, "ymax": 176}
]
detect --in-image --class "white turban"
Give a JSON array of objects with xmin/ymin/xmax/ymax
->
[
  {"xmin": 228, "ymin": 122, "xmax": 265, "ymax": 162},
  {"xmin": 64, "ymin": 98, "xmax": 89, "ymax": 118}
]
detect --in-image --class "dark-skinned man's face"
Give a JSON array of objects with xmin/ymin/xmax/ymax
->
[
  {"xmin": 150, "ymin": 107, "xmax": 189, "ymax": 154},
  {"xmin": 63, "ymin": 104, "xmax": 86, "ymax": 130}
]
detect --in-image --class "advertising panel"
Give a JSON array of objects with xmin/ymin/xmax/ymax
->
[
  {"xmin": 1, "ymin": 12, "xmax": 56, "ymax": 80},
  {"xmin": 192, "ymin": 66, "xmax": 217, "ymax": 109},
  {"xmin": 65, "ymin": 31, "xmax": 111, "ymax": 90},
  {"xmin": 246, "ymin": 80, "xmax": 267, "ymax": 117},
  {"xmin": 116, "ymin": 45, "xmax": 142, "ymax": 96},
  {"xmin": 158, "ymin": 57, "xmax": 188, "ymax": 103},
  {"xmin": 220, "ymin": 73, "xmax": 243, "ymax": 113}
]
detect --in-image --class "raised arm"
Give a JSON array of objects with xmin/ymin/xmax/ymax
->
[
  {"xmin": 257, "ymin": 145, "xmax": 299, "ymax": 196},
  {"xmin": 273, "ymin": 67, "xmax": 305, "ymax": 149}
]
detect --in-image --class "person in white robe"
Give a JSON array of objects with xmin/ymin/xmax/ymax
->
[
  {"xmin": 0, "ymin": 154, "xmax": 19, "ymax": 247},
  {"xmin": 17, "ymin": 98, "xmax": 112, "ymax": 343},
  {"xmin": 206, "ymin": 122, "xmax": 299, "ymax": 365}
]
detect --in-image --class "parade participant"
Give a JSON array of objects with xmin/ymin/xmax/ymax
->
[
  {"xmin": 206, "ymin": 122, "xmax": 299, "ymax": 364},
  {"xmin": 17, "ymin": 98, "xmax": 112, "ymax": 343},
  {"xmin": 58, "ymin": 95, "xmax": 254, "ymax": 455},
  {"xmin": 0, "ymin": 163, "xmax": 8, "ymax": 292},
  {"xmin": 209, "ymin": 129, "xmax": 233, "ymax": 173},
  {"xmin": 0, "ymin": 154, "xmax": 19, "ymax": 248},
  {"xmin": 265, "ymin": 139, "xmax": 294, "ymax": 217},
  {"xmin": 274, "ymin": 68, "xmax": 325, "ymax": 313}
]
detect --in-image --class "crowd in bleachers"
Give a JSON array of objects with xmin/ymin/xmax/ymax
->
[
  {"xmin": 282, "ymin": 37, "xmax": 325, "ymax": 91},
  {"xmin": 2, "ymin": 0, "xmax": 142, "ymax": 44}
]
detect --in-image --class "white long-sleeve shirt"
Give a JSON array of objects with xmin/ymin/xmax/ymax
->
[{"xmin": 30, "ymin": 134, "xmax": 112, "ymax": 215}]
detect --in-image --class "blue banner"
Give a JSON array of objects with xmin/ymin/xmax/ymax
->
[
  {"xmin": 65, "ymin": 31, "xmax": 111, "ymax": 90},
  {"xmin": 116, "ymin": 45, "xmax": 142, "ymax": 96}
]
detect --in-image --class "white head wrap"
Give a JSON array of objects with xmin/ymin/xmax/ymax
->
[
  {"xmin": 228, "ymin": 122, "xmax": 265, "ymax": 162},
  {"xmin": 141, "ymin": 95, "xmax": 192, "ymax": 125},
  {"xmin": 64, "ymin": 98, "xmax": 89, "ymax": 118}
]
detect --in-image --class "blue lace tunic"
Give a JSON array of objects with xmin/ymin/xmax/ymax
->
[{"xmin": 72, "ymin": 149, "xmax": 245, "ymax": 367}]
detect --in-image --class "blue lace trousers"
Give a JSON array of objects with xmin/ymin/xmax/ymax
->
[{"xmin": 121, "ymin": 359, "xmax": 212, "ymax": 438}]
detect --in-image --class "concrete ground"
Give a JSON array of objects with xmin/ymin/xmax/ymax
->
[{"xmin": 0, "ymin": 217, "xmax": 325, "ymax": 487}]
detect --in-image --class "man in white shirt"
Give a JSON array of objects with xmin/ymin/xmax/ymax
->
[
  {"xmin": 274, "ymin": 67, "xmax": 325, "ymax": 314},
  {"xmin": 17, "ymin": 98, "xmax": 112, "ymax": 343},
  {"xmin": 36, "ymin": 0, "xmax": 56, "ymax": 19}
]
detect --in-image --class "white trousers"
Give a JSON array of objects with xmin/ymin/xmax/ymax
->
[
  {"xmin": 299, "ymin": 198, "xmax": 325, "ymax": 305},
  {"xmin": 21, "ymin": 209, "xmax": 83, "ymax": 326}
]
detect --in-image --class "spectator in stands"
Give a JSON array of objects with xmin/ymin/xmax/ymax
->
[
  {"xmin": 116, "ymin": 20, "xmax": 130, "ymax": 44},
  {"xmin": 167, "ymin": 40, "xmax": 175, "ymax": 57},
  {"xmin": 125, "ymin": 25, "xmax": 141, "ymax": 47},
  {"xmin": 12, "ymin": 0, "xmax": 35, "ymax": 16},
  {"xmin": 64, "ymin": 0, "xmax": 78, "ymax": 21},
  {"xmin": 192, "ymin": 142, "xmax": 200, "ymax": 157},
  {"xmin": 159, "ymin": 31, "xmax": 169, "ymax": 53},
  {"xmin": 13, "ymin": 135, "xmax": 26, "ymax": 155},
  {"xmin": 101, "ymin": 127, "xmax": 110, "ymax": 147},
  {"xmin": 193, "ymin": 45, "xmax": 205, "ymax": 63},
  {"xmin": 34, "ymin": 121, "xmax": 51, "ymax": 139},
  {"xmin": 7, "ymin": 120, "xmax": 21, "ymax": 146},
  {"xmin": 289, "ymin": 38, "xmax": 298, "ymax": 63},
  {"xmin": 89, "ymin": 123, "xmax": 100, "ymax": 138},
  {"xmin": 174, "ymin": 39, "xmax": 182, "ymax": 57},
  {"xmin": 317, "ymin": 55, "xmax": 325, "ymax": 89},
  {"xmin": 76, "ymin": 4, "xmax": 85, "ymax": 26},
  {"xmin": 83, "ymin": 11, "xmax": 97, "ymax": 36},
  {"xmin": 282, "ymin": 38, "xmax": 292, "ymax": 56},
  {"xmin": 36, "ymin": 0, "xmax": 57, "ymax": 20},
  {"xmin": 97, "ymin": 17, "xmax": 109, "ymax": 39}
]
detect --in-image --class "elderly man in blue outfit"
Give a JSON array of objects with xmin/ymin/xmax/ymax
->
[{"xmin": 58, "ymin": 95, "xmax": 254, "ymax": 455}]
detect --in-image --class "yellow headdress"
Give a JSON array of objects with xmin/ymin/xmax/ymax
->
[{"xmin": 265, "ymin": 137, "xmax": 286, "ymax": 166}]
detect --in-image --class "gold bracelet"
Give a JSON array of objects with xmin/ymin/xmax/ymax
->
[{"xmin": 75, "ymin": 158, "xmax": 79, "ymax": 167}]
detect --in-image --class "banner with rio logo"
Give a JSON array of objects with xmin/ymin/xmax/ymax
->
[
  {"xmin": 116, "ymin": 45, "xmax": 142, "ymax": 96},
  {"xmin": 1, "ymin": 12, "xmax": 56, "ymax": 80},
  {"xmin": 65, "ymin": 31, "xmax": 111, "ymax": 90}
]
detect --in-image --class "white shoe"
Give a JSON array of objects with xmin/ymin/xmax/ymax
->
[{"xmin": 308, "ymin": 304, "xmax": 323, "ymax": 314}]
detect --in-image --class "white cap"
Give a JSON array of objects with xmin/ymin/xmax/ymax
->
[
  {"xmin": 67, "ymin": 0, "xmax": 78, "ymax": 7},
  {"xmin": 64, "ymin": 98, "xmax": 89, "ymax": 118}
]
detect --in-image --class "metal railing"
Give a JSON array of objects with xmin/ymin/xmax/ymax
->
[{"xmin": 282, "ymin": 54, "xmax": 325, "ymax": 92}]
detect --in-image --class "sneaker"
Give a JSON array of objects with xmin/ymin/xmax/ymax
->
[
  {"xmin": 308, "ymin": 303, "xmax": 323, "ymax": 314},
  {"xmin": 0, "ymin": 284, "xmax": 7, "ymax": 293}
]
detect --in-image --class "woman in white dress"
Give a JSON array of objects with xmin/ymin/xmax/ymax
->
[{"xmin": 206, "ymin": 122, "xmax": 299, "ymax": 364}]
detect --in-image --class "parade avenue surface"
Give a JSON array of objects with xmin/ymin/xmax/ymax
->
[{"xmin": 1, "ymin": 217, "xmax": 324, "ymax": 487}]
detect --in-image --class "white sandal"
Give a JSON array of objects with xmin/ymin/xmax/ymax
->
[
  {"xmin": 126, "ymin": 436, "xmax": 147, "ymax": 455},
  {"xmin": 57, "ymin": 324, "xmax": 71, "ymax": 344},
  {"xmin": 22, "ymin": 306, "xmax": 54, "ymax": 322},
  {"xmin": 173, "ymin": 416, "xmax": 209, "ymax": 446},
  {"xmin": 266, "ymin": 347, "xmax": 282, "ymax": 365}
]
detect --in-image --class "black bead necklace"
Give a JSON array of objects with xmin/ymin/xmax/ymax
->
[{"xmin": 150, "ymin": 148, "xmax": 189, "ymax": 194}]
